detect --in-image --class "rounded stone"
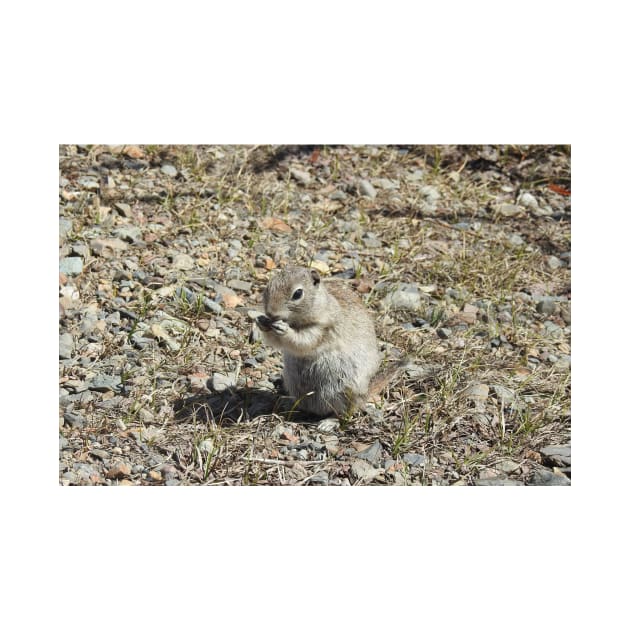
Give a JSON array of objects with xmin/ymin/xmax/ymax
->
[
  {"xmin": 358, "ymin": 179, "xmax": 377, "ymax": 199},
  {"xmin": 172, "ymin": 253, "xmax": 195, "ymax": 270},
  {"xmin": 536, "ymin": 298, "xmax": 557, "ymax": 315},
  {"xmin": 161, "ymin": 164, "xmax": 178, "ymax": 177},
  {"xmin": 59, "ymin": 257, "xmax": 84, "ymax": 276}
]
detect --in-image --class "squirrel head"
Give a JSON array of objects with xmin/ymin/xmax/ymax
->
[{"xmin": 262, "ymin": 266, "xmax": 330, "ymax": 327}]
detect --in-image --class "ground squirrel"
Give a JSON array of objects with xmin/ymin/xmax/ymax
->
[{"xmin": 256, "ymin": 266, "xmax": 404, "ymax": 419}]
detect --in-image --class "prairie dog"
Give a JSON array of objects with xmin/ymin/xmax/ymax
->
[{"xmin": 256, "ymin": 266, "xmax": 382, "ymax": 417}]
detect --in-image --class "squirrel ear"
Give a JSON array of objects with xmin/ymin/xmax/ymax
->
[{"xmin": 310, "ymin": 269, "xmax": 321, "ymax": 286}]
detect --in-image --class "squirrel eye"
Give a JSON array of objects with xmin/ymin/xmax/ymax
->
[{"xmin": 291, "ymin": 288, "xmax": 303, "ymax": 301}]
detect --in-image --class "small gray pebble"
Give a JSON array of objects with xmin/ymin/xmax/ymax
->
[
  {"xmin": 404, "ymin": 364, "xmax": 428, "ymax": 379},
  {"xmin": 473, "ymin": 298, "xmax": 492, "ymax": 310},
  {"xmin": 555, "ymin": 354, "xmax": 571, "ymax": 370},
  {"xmin": 496, "ymin": 460, "xmax": 521, "ymax": 474},
  {"xmin": 90, "ymin": 449, "xmax": 110, "ymax": 461},
  {"xmin": 172, "ymin": 253, "xmax": 195, "ymax": 270},
  {"xmin": 475, "ymin": 479, "xmax": 525, "ymax": 486},
  {"xmin": 78, "ymin": 176, "xmax": 100, "ymax": 189},
  {"xmin": 351, "ymin": 459, "xmax": 381, "ymax": 481},
  {"xmin": 491, "ymin": 384, "xmax": 517, "ymax": 406},
  {"xmin": 358, "ymin": 179, "xmax": 377, "ymax": 199},
  {"xmin": 420, "ymin": 185, "xmax": 440, "ymax": 203},
  {"xmin": 161, "ymin": 164, "xmax": 178, "ymax": 177},
  {"xmin": 544, "ymin": 321, "xmax": 563, "ymax": 338},
  {"xmin": 529, "ymin": 468, "xmax": 570, "ymax": 486},
  {"xmin": 113, "ymin": 226, "xmax": 143, "ymax": 243},
  {"xmin": 383, "ymin": 284, "xmax": 424, "ymax": 312},
  {"xmin": 218, "ymin": 324, "xmax": 239, "ymax": 337},
  {"xmin": 137, "ymin": 408, "xmax": 156, "ymax": 424},
  {"xmin": 89, "ymin": 374, "xmax": 122, "ymax": 392},
  {"xmin": 175, "ymin": 286, "xmax": 197, "ymax": 304},
  {"xmin": 536, "ymin": 298, "xmax": 557, "ymax": 315},
  {"xmin": 534, "ymin": 205, "xmax": 554, "ymax": 217},
  {"xmin": 446, "ymin": 287, "xmax": 468, "ymax": 301},
  {"xmin": 59, "ymin": 333, "xmax": 74, "ymax": 359},
  {"xmin": 540, "ymin": 445, "xmax": 571, "ymax": 467},
  {"xmin": 114, "ymin": 202, "xmax": 132, "ymax": 217},
  {"xmin": 131, "ymin": 332, "xmax": 153, "ymax": 350},
  {"xmin": 63, "ymin": 410, "xmax": 85, "ymax": 429},
  {"xmin": 254, "ymin": 350, "xmax": 268, "ymax": 362},
  {"xmin": 74, "ymin": 463, "xmax": 100, "ymax": 480},
  {"xmin": 59, "ymin": 257, "xmax": 84, "ymax": 276},
  {"xmin": 106, "ymin": 311, "xmax": 121, "ymax": 326},
  {"xmin": 308, "ymin": 471, "xmax": 329, "ymax": 485},
  {"xmin": 364, "ymin": 404, "xmax": 384, "ymax": 422},
  {"xmin": 203, "ymin": 297, "xmax": 223, "ymax": 314},
  {"xmin": 373, "ymin": 178, "xmax": 398, "ymax": 190},
  {"xmin": 518, "ymin": 192, "xmax": 539, "ymax": 209},
  {"xmin": 80, "ymin": 313, "xmax": 98, "ymax": 335},
  {"xmin": 227, "ymin": 279, "xmax": 252, "ymax": 292},
  {"xmin": 547, "ymin": 255, "xmax": 564, "ymax": 270},
  {"xmin": 71, "ymin": 244, "xmax": 89, "ymax": 258},
  {"xmin": 402, "ymin": 453, "xmax": 425, "ymax": 467},
  {"xmin": 96, "ymin": 396, "xmax": 124, "ymax": 410},
  {"xmin": 60, "ymin": 391, "xmax": 95, "ymax": 407},
  {"xmin": 496, "ymin": 203, "xmax": 521, "ymax": 217},
  {"xmin": 362, "ymin": 234, "xmax": 382, "ymax": 248},
  {"xmin": 59, "ymin": 217, "xmax": 73, "ymax": 238},
  {"xmin": 290, "ymin": 168, "xmax": 312, "ymax": 185},
  {"xmin": 354, "ymin": 440, "xmax": 383, "ymax": 466}
]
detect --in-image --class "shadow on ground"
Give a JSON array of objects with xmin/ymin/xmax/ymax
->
[{"xmin": 173, "ymin": 387, "xmax": 318, "ymax": 426}]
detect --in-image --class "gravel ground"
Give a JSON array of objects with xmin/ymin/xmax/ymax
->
[{"xmin": 59, "ymin": 144, "xmax": 570, "ymax": 485}]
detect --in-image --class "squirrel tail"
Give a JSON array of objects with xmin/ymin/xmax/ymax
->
[{"xmin": 367, "ymin": 356, "xmax": 412, "ymax": 401}]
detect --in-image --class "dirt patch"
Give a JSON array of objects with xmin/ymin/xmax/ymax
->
[{"xmin": 59, "ymin": 144, "xmax": 570, "ymax": 485}]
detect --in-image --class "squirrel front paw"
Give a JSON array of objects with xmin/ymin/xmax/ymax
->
[
  {"xmin": 256, "ymin": 315, "xmax": 273, "ymax": 332},
  {"xmin": 270, "ymin": 319, "xmax": 289, "ymax": 335},
  {"xmin": 256, "ymin": 315, "xmax": 289, "ymax": 336}
]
